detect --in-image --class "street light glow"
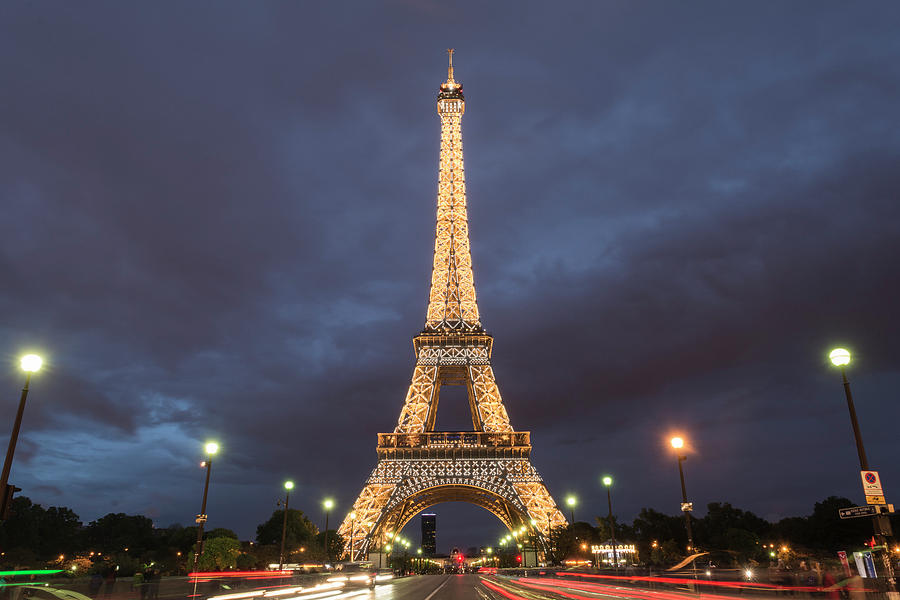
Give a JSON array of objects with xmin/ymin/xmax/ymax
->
[
  {"xmin": 204, "ymin": 441, "xmax": 219, "ymax": 455},
  {"xmin": 602, "ymin": 476, "xmax": 613, "ymax": 486},
  {"xmin": 323, "ymin": 498, "xmax": 334, "ymax": 510},
  {"xmin": 284, "ymin": 480, "xmax": 294, "ymax": 490},
  {"xmin": 566, "ymin": 495, "xmax": 577, "ymax": 507},
  {"xmin": 830, "ymin": 348, "xmax": 851, "ymax": 366},
  {"xmin": 670, "ymin": 437, "xmax": 684, "ymax": 449},
  {"xmin": 20, "ymin": 354, "xmax": 42, "ymax": 373}
]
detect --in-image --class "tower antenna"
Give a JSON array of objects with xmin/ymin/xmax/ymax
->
[{"xmin": 447, "ymin": 48, "xmax": 455, "ymax": 83}]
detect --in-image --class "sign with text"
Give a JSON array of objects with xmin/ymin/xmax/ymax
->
[
  {"xmin": 861, "ymin": 471, "xmax": 884, "ymax": 496},
  {"xmin": 839, "ymin": 506, "xmax": 877, "ymax": 519},
  {"xmin": 866, "ymin": 495, "xmax": 886, "ymax": 505}
]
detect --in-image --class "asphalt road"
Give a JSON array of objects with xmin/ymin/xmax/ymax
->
[
  {"xmin": 208, "ymin": 573, "xmax": 737, "ymax": 600},
  {"xmin": 320, "ymin": 573, "xmax": 663, "ymax": 600}
]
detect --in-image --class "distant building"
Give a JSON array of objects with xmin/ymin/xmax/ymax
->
[{"xmin": 421, "ymin": 513, "xmax": 436, "ymax": 555}]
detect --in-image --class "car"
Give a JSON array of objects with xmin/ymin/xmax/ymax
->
[{"xmin": 326, "ymin": 561, "xmax": 377, "ymax": 589}]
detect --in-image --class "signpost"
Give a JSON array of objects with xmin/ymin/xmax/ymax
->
[
  {"xmin": 861, "ymin": 471, "xmax": 884, "ymax": 496},
  {"xmin": 839, "ymin": 506, "xmax": 878, "ymax": 519}
]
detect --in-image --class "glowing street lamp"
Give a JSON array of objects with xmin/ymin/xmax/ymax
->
[
  {"xmin": 192, "ymin": 441, "xmax": 219, "ymax": 596},
  {"xmin": 827, "ymin": 349, "xmax": 896, "ymax": 593},
  {"xmin": 670, "ymin": 436, "xmax": 695, "ymax": 561},
  {"xmin": 566, "ymin": 495, "xmax": 578, "ymax": 523},
  {"xmin": 278, "ymin": 480, "xmax": 295, "ymax": 571},
  {"xmin": 829, "ymin": 348, "xmax": 869, "ymax": 469},
  {"xmin": 0, "ymin": 354, "xmax": 43, "ymax": 519},
  {"xmin": 602, "ymin": 476, "xmax": 618, "ymax": 571},
  {"xmin": 323, "ymin": 498, "xmax": 334, "ymax": 562}
]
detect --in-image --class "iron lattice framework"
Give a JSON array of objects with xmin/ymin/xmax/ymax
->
[{"xmin": 338, "ymin": 51, "xmax": 567, "ymax": 560}]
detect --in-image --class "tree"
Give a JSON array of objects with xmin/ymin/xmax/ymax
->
[
  {"xmin": 697, "ymin": 502, "xmax": 768, "ymax": 562},
  {"xmin": 0, "ymin": 497, "xmax": 82, "ymax": 561},
  {"xmin": 192, "ymin": 537, "xmax": 240, "ymax": 571},
  {"xmin": 84, "ymin": 513, "xmax": 156, "ymax": 556},
  {"xmin": 256, "ymin": 509, "xmax": 318, "ymax": 551},
  {"xmin": 805, "ymin": 496, "xmax": 871, "ymax": 552},
  {"xmin": 207, "ymin": 528, "xmax": 238, "ymax": 540},
  {"xmin": 633, "ymin": 508, "xmax": 689, "ymax": 561},
  {"xmin": 555, "ymin": 522, "xmax": 598, "ymax": 560},
  {"xmin": 316, "ymin": 531, "xmax": 345, "ymax": 561}
]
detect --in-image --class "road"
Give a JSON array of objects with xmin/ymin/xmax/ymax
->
[
  {"xmin": 249, "ymin": 573, "xmax": 731, "ymax": 600},
  {"xmin": 204, "ymin": 572, "xmax": 801, "ymax": 600}
]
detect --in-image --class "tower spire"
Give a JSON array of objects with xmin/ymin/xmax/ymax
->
[
  {"xmin": 447, "ymin": 48, "xmax": 455, "ymax": 83},
  {"xmin": 429, "ymin": 50, "xmax": 477, "ymax": 331}
]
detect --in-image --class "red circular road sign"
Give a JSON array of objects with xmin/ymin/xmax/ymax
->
[{"xmin": 865, "ymin": 473, "xmax": 877, "ymax": 484}]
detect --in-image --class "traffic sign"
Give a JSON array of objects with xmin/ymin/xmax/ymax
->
[
  {"xmin": 866, "ymin": 495, "xmax": 886, "ymax": 505},
  {"xmin": 839, "ymin": 506, "xmax": 877, "ymax": 519},
  {"xmin": 861, "ymin": 471, "xmax": 884, "ymax": 496}
]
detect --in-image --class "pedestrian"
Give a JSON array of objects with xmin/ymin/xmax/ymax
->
[
  {"xmin": 103, "ymin": 566, "xmax": 117, "ymax": 598},
  {"xmin": 89, "ymin": 572, "xmax": 104, "ymax": 598},
  {"xmin": 148, "ymin": 569, "xmax": 160, "ymax": 600},
  {"xmin": 822, "ymin": 569, "xmax": 839, "ymax": 600},
  {"xmin": 132, "ymin": 569, "xmax": 144, "ymax": 600}
]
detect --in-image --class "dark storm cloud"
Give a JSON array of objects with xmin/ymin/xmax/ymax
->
[{"xmin": 1, "ymin": 1, "xmax": 899, "ymax": 546}]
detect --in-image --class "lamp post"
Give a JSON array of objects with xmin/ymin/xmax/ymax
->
[
  {"xmin": 323, "ymin": 499, "xmax": 334, "ymax": 563},
  {"xmin": 828, "ymin": 348, "xmax": 896, "ymax": 594},
  {"xmin": 602, "ymin": 476, "xmax": 618, "ymax": 572},
  {"xmin": 566, "ymin": 495, "xmax": 577, "ymax": 524},
  {"xmin": 348, "ymin": 512, "xmax": 356, "ymax": 562},
  {"xmin": 546, "ymin": 514, "xmax": 552, "ymax": 565},
  {"xmin": 670, "ymin": 437, "xmax": 695, "ymax": 564},
  {"xmin": 191, "ymin": 441, "xmax": 219, "ymax": 598},
  {"xmin": 0, "ymin": 355, "xmax": 42, "ymax": 520},
  {"xmin": 279, "ymin": 480, "xmax": 294, "ymax": 571},
  {"xmin": 828, "ymin": 349, "xmax": 868, "ymax": 468}
]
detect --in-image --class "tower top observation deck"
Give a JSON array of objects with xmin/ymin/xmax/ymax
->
[{"xmin": 438, "ymin": 48, "xmax": 464, "ymax": 101}]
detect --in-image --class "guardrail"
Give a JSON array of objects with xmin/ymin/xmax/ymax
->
[{"xmin": 377, "ymin": 431, "xmax": 531, "ymax": 449}]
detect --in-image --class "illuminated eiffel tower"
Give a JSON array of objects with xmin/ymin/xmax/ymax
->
[{"xmin": 338, "ymin": 51, "xmax": 567, "ymax": 560}]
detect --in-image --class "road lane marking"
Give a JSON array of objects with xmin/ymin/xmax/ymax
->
[{"xmin": 423, "ymin": 576, "xmax": 451, "ymax": 600}]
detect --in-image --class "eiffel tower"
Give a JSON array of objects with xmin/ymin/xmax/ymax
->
[{"xmin": 337, "ymin": 50, "xmax": 567, "ymax": 560}]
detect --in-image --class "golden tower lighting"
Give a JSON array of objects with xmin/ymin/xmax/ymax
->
[{"xmin": 338, "ymin": 51, "xmax": 567, "ymax": 561}]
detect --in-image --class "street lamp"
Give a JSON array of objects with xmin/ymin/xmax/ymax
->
[
  {"xmin": 192, "ymin": 441, "xmax": 219, "ymax": 597},
  {"xmin": 279, "ymin": 480, "xmax": 295, "ymax": 571},
  {"xmin": 566, "ymin": 495, "xmax": 577, "ymax": 523},
  {"xmin": 323, "ymin": 498, "xmax": 334, "ymax": 563},
  {"xmin": 670, "ymin": 436, "xmax": 695, "ymax": 562},
  {"xmin": 829, "ymin": 349, "xmax": 868, "ymax": 469},
  {"xmin": 602, "ymin": 476, "xmax": 618, "ymax": 572},
  {"xmin": 0, "ymin": 355, "xmax": 43, "ymax": 519},
  {"xmin": 828, "ymin": 348, "xmax": 897, "ymax": 593}
]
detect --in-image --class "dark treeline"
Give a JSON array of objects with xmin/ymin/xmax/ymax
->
[
  {"xmin": 0, "ymin": 497, "xmax": 344, "ymax": 576},
  {"xmin": 555, "ymin": 496, "xmax": 897, "ymax": 566},
  {"xmin": 1, "ymin": 495, "xmax": 894, "ymax": 574}
]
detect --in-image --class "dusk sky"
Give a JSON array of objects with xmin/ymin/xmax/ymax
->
[{"xmin": 2, "ymin": 2, "xmax": 899, "ymax": 553}]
